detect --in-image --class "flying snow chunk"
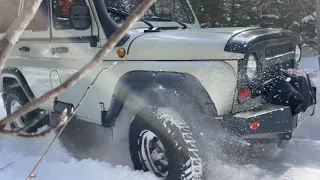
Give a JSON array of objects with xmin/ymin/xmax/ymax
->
[{"xmin": 286, "ymin": 77, "xmax": 291, "ymax": 82}]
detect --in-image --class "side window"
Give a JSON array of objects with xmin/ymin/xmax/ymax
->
[
  {"xmin": 25, "ymin": 0, "xmax": 50, "ymax": 32},
  {"xmin": 0, "ymin": 0, "xmax": 20, "ymax": 33},
  {"xmin": 52, "ymin": 0, "xmax": 87, "ymax": 30},
  {"xmin": 33, "ymin": 0, "xmax": 50, "ymax": 31}
]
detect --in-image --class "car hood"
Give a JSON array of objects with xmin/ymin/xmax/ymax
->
[
  {"xmin": 126, "ymin": 26, "xmax": 300, "ymax": 61},
  {"xmin": 126, "ymin": 27, "xmax": 258, "ymax": 61}
]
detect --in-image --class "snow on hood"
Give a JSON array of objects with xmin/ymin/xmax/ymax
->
[{"xmin": 126, "ymin": 27, "xmax": 258, "ymax": 61}]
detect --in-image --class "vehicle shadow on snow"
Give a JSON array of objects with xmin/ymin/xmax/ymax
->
[{"xmin": 57, "ymin": 116, "xmax": 135, "ymax": 168}]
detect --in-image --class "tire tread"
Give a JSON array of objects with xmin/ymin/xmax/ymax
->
[{"xmin": 153, "ymin": 108, "xmax": 204, "ymax": 180}]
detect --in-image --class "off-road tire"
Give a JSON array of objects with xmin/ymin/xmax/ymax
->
[
  {"xmin": 129, "ymin": 107, "xmax": 204, "ymax": 180},
  {"xmin": 4, "ymin": 88, "xmax": 47, "ymax": 133}
]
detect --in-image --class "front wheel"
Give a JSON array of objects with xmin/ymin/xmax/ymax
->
[{"xmin": 129, "ymin": 107, "xmax": 204, "ymax": 180}]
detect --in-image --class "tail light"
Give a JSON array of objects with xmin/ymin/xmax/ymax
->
[
  {"xmin": 250, "ymin": 122, "xmax": 260, "ymax": 131},
  {"xmin": 238, "ymin": 88, "xmax": 252, "ymax": 103}
]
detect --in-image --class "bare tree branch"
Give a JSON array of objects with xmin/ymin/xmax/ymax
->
[
  {"xmin": 300, "ymin": 32, "xmax": 319, "ymax": 51},
  {"xmin": 297, "ymin": 0, "xmax": 316, "ymax": 20},
  {"xmin": 0, "ymin": 162, "xmax": 14, "ymax": 171},
  {"xmin": 0, "ymin": 110, "xmax": 67, "ymax": 138},
  {"xmin": 304, "ymin": 39, "xmax": 319, "ymax": 51},
  {"xmin": 0, "ymin": 0, "xmax": 43, "ymax": 72},
  {"xmin": 21, "ymin": 111, "xmax": 46, "ymax": 133},
  {"xmin": 27, "ymin": 64, "xmax": 116, "ymax": 179},
  {"xmin": 0, "ymin": 0, "xmax": 156, "ymax": 130},
  {"xmin": 0, "ymin": 111, "xmax": 46, "ymax": 136}
]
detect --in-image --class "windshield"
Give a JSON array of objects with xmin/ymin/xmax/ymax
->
[{"xmin": 104, "ymin": 0, "xmax": 195, "ymax": 24}]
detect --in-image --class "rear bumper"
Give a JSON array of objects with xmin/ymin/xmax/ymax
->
[{"xmin": 221, "ymin": 103, "xmax": 316, "ymax": 142}]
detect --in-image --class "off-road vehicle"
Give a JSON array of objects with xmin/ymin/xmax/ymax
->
[{"xmin": 0, "ymin": 0, "xmax": 317, "ymax": 179}]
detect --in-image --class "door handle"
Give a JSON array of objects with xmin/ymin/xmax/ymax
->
[
  {"xmin": 52, "ymin": 47, "xmax": 68, "ymax": 54},
  {"xmin": 19, "ymin": 46, "xmax": 30, "ymax": 52}
]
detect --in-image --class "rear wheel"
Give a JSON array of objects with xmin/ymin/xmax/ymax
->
[
  {"xmin": 4, "ymin": 88, "xmax": 48, "ymax": 133},
  {"xmin": 129, "ymin": 107, "xmax": 204, "ymax": 180}
]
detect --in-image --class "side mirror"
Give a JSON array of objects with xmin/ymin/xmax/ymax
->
[{"xmin": 69, "ymin": 4, "xmax": 91, "ymax": 30}]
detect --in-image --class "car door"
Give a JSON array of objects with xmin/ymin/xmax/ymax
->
[
  {"xmin": 50, "ymin": 0, "xmax": 101, "ymax": 123},
  {"xmin": 13, "ymin": 0, "xmax": 53, "ymax": 110}
]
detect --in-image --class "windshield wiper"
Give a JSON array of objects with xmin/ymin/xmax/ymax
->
[
  {"xmin": 106, "ymin": 7, "xmax": 155, "ymax": 30},
  {"xmin": 107, "ymin": 7, "xmax": 188, "ymax": 30},
  {"xmin": 144, "ymin": 16, "xmax": 188, "ymax": 29}
]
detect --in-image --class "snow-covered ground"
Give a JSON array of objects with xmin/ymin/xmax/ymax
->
[
  {"xmin": 0, "ymin": 106, "xmax": 158, "ymax": 179},
  {"xmin": 0, "ymin": 55, "xmax": 320, "ymax": 180}
]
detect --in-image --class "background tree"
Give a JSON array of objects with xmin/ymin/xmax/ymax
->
[{"xmin": 189, "ymin": 0, "xmax": 318, "ymax": 44}]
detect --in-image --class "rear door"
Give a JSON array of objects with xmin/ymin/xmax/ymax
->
[
  {"xmin": 18, "ymin": 0, "xmax": 53, "ymax": 110},
  {"xmin": 0, "ymin": 0, "xmax": 53, "ymax": 110},
  {"xmin": 50, "ymin": 0, "xmax": 101, "ymax": 123}
]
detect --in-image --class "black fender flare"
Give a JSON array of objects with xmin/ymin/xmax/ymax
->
[
  {"xmin": 0, "ymin": 67, "xmax": 35, "ymax": 102},
  {"xmin": 224, "ymin": 27, "xmax": 301, "ymax": 54},
  {"xmin": 102, "ymin": 71, "xmax": 217, "ymax": 127}
]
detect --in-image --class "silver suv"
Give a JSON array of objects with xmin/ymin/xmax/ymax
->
[{"xmin": 0, "ymin": 0, "xmax": 317, "ymax": 179}]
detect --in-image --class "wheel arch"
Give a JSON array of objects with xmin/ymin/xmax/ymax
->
[
  {"xmin": 103, "ymin": 71, "xmax": 218, "ymax": 136},
  {"xmin": 0, "ymin": 67, "xmax": 35, "ymax": 102}
]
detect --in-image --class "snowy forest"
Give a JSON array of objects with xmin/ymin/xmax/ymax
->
[{"xmin": 189, "ymin": 0, "xmax": 317, "ymax": 45}]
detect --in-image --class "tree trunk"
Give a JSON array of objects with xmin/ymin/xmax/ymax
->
[{"xmin": 230, "ymin": 0, "xmax": 236, "ymax": 26}]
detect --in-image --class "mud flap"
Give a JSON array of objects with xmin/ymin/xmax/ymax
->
[{"xmin": 50, "ymin": 101, "xmax": 73, "ymax": 127}]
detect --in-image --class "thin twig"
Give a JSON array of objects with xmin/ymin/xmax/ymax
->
[
  {"xmin": 0, "ymin": 162, "xmax": 14, "ymax": 171},
  {"xmin": 301, "ymin": 33, "xmax": 319, "ymax": 51},
  {"xmin": 297, "ymin": 0, "xmax": 317, "ymax": 20},
  {"xmin": 0, "ymin": 0, "xmax": 43, "ymax": 72},
  {"xmin": 21, "ymin": 111, "xmax": 47, "ymax": 133},
  {"xmin": 0, "ymin": 0, "xmax": 156, "ymax": 130},
  {"xmin": 27, "ymin": 64, "xmax": 116, "ymax": 179},
  {"xmin": 0, "ymin": 110, "xmax": 66, "ymax": 138},
  {"xmin": 0, "ymin": 111, "xmax": 46, "ymax": 136},
  {"xmin": 305, "ymin": 40, "xmax": 319, "ymax": 51}
]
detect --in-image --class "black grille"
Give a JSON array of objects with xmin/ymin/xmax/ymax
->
[
  {"xmin": 261, "ymin": 59, "xmax": 294, "ymax": 81},
  {"xmin": 265, "ymin": 42, "xmax": 293, "ymax": 58}
]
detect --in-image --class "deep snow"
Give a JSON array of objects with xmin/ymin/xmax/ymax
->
[
  {"xmin": 0, "ymin": 56, "xmax": 320, "ymax": 180},
  {"xmin": 0, "ymin": 103, "xmax": 159, "ymax": 180}
]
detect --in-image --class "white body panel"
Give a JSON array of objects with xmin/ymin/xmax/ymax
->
[
  {"xmin": 1, "ymin": 0, "xmax": 244, "ymax": 125},
  {"xmin": 55, "ymin": 60, "xmax": 237, "ymax": 124},
  {"xmin": 126, "ymin": 30, "xmax": 244, "ymax": 60}
]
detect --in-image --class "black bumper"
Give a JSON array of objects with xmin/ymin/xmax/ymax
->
[
  {"xmin": 222, "ymin": 103, "xmax": 316, "ymax": 141},
  {"xmin": 222, "ymin": 69, "xmax": 317, "ymax": 142}
]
